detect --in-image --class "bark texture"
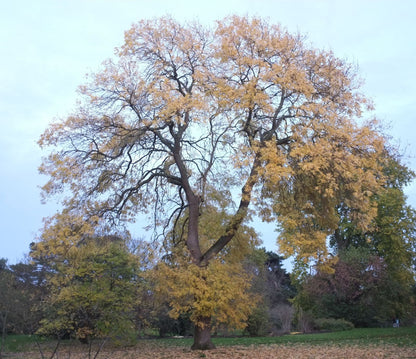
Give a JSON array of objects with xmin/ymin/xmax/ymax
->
[{"xmin": 191, "ymin": 317, "xmax": 215, "ymax": 350}]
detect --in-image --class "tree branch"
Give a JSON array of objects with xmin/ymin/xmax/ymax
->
[{"xmin": 199, "ymin": 153, "xmax": 262, "ymax": 266}]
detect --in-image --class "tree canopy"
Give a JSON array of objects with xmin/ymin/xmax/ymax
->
[
  {"xmin": 31, "ymin": 227, "xmax": 140, "ymax": 344},
  {"xmin": 38, "ymin": 15, "xmax": 386, "ymax": 349}
]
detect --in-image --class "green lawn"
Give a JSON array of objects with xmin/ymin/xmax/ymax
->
[
  {"xmin": 3, "ymin": 327, "xmax": 416, "ymax": 354},
  {"xmin": 2, "ymin": 334, "xmax": 47, "ymax": 352},
  {"xmin": 158, "ymin": 327, "xmax": 416, "ymax": 347}
]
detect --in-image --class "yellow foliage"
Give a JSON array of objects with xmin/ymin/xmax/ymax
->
[
  {"xmin": 38, "ymin": 14, "xmax": 386, "ymax": 284},
  {"xmin": 154, "ymin": 258, "xmax": 257, "ymax": 330},
  {"xmin": 32, "ymin": 212, "xmax": 98, "ymax": 276}
]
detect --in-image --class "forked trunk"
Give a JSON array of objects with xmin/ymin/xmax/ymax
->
[{"xmin": 191, "ymin": 316, "xmax": 215, "ymax": 350}]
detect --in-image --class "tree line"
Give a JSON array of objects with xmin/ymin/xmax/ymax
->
[{"xmin": 0, "ymin": 245, "xmax": 293, "ymax": 342}]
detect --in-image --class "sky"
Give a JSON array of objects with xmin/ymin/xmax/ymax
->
[{"xmin": 1, "ymin": 0, "xmax": 415, "ymax": 265}]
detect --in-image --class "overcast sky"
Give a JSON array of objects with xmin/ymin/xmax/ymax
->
[{"xmin": 1, "ymin": 0, "xmax": 415, "ymax": 264}]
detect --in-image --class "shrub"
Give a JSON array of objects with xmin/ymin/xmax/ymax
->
[
  {"xmin": 314, "ymin": 318, "xmax": 354, "ymax": 332},
  {"xmin": 269, "ymin": 304, "xmax": 294, "ymax": 334},
  {"xmin": 244, "ymin": 306, "xmax": 270, "ymax": 337}
]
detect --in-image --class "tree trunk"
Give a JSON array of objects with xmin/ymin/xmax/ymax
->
[{"xmin": 191, "ymin": 316, "xmax": 215, "ymax": 350}]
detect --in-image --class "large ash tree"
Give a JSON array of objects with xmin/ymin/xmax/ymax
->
[{"xmin": 39, "ymin": 16, "xmax": 385, "ymax": 349}]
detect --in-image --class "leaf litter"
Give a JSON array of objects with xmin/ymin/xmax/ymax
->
[{"xmin": 6, "ymin": 343, "xmax": 416, "ymax": 358}]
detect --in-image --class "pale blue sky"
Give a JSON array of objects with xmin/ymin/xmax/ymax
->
[{"xmin": 1, "ymin": 0, "xmax": 415, "ymax": 264}]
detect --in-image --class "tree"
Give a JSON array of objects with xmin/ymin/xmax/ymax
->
[
  {"xmin": 0, "ymin": 259, "xmax": 13, "ymax": 358},
  {"xmin": 330, "ymin": 152, "xmax": 416, "ymax": 321},
  {"xmin": 300, "ymin": 247, "xmax": 401, "ymax": 327},
  {"xmin": 262, "ymin": 251, "xmax": 295, "ymax": 306},
  {"xmin": 244, "ymin": 249, "xmax": 296, "ymax": 335},
  {"xmin": 0, "ymin": 258, "xmax": 46, "ymax": 359},
  {"xmin": 0, "ymin": 259, "xmax": 45, "ymax": 333},
  {"xmin": 31, "ymin": 215, "xmax": 141, "ymax": 346},
  {"xmin": 7, "ymin": 260, "xmax": 47, "ymax": 335},
  {"xmin": 39, "ymin": 15, "xmax": 386, "ymax": 349},
  {"xmin": 153, "ymin": 194, "xmax": 260, "ymax": 346}
]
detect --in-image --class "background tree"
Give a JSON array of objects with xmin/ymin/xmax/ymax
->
[
  {"xmin": 0, "ymin": 259, "xmax": 14, "ymax": 357},
  {"xmin": 295, "ymin": 153, "xmax": 416, "ymax": 328},
  {"xmin": 329, "ymin": 152, "xmax": 416, "ymax": 323},
  {"xmin": 0, "ymin": 259, "xmax": 44, "ymax": 359},
  {"xmin": 0, "ymin": 259, "xmax": 45, "ymax": 347},
  {"xmin": 39, "ymin": 15, "xmax": 386, "ymax": 349},
  {"xmin": 7, "ymin": 260, "xmax": 46, "ymax": 335},
  {"xmin": 244, "ymin": 249, "xmax": 296, "ymax": 336},
  {"xmin": 300, "ymin": 247, "xmax": 397, "ymax": 327}
]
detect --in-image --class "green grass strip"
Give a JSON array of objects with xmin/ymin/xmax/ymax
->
[
  {"xmin": 157, "ymin": 327, "xmax": 416, "ymax": 348},
  {"xmin": 3, "ymin": 327, "xmax": 416, "ymax": 353}
]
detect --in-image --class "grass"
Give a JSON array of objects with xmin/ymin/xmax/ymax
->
[
  {"xmin": 1, "ymin": 334, "xmax": 47, "ymax": 352},
  {"xmin": 3, "ymin": 327, "xmax": 416, "ymax": 356},
  {"xmin": 156, "ymin": 326, "xmax": 416, "ymax": 347}
]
